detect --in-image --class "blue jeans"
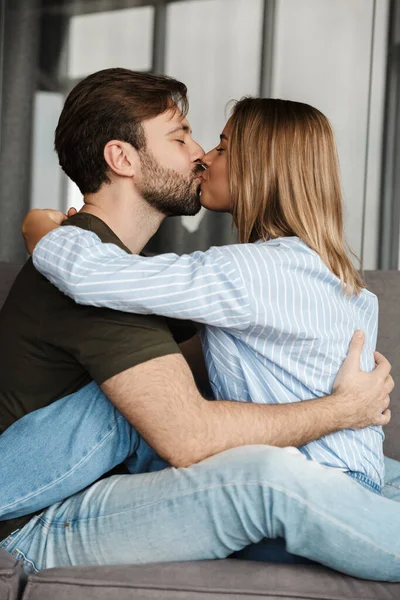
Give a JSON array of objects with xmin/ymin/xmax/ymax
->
[{"xmin": 1, "ymin": 382, "xmax": 400, "ymax": 580}]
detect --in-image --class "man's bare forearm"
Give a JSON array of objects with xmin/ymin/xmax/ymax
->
[
  {"xmin": 181, "ymin": 395, "xmax": 344, "ymax": 467},
  {"xmin": 102, "ymin": 355, "xmax": 354, "ymax": 469}
]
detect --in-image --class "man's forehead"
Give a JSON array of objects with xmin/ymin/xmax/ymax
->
[
  {"xmin": 143, "ymin": 109, "xmax": 191, "ymax": 133},
  {"xmin": 165, "ymin": 110, "xmax": 191, "ymax": 132}
]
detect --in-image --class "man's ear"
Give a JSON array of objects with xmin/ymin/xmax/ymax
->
[{"xmin": 103, "ymin": 140, "xmax": 140, "ymax": 179}]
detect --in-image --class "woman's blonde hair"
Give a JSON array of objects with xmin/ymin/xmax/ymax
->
[{"xmin": 228, "ymin": 97, "xmax": 364, "ymax": 295}]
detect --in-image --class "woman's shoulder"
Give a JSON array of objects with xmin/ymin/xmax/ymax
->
[
  {"xmin": 253, "ymin": 236, "xmax": 316, "ymax": 258},
  {"xmin": 206, "ymin": 237, "xmax": 318, "ymax": 270}
]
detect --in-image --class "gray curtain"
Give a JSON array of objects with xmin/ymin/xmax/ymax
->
[{"xmin": 0, "ymin": 0, "xmax": 40, "ymax": 263}]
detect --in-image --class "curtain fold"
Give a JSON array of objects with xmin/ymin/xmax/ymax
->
[{"xmin": 0, "ymin": 0, "xmax": 40, "ymax": 262}]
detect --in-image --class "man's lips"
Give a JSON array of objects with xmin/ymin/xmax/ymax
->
[{"xmin": 194, "ymin": 172, "xmax": 207, "ymax": 181}]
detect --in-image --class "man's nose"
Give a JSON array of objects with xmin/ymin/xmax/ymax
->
[{"xmin": 191, "ymin": 141, "xmax": 205, "ymax": 164}]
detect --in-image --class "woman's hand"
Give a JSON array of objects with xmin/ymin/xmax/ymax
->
[{"xmin": 22, "ymin": 208, "xmax": 77, "ymax": 255}]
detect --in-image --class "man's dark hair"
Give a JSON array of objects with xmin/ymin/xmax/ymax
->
[{"xmin": 55, "ymin": 68, "xmax": 189, "ymax": 194}]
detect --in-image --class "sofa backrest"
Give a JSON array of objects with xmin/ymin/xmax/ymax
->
[
  {"xmin": 363, "ymin": 271, "xmax": 400, "ymax": 460},
  {"xmin": 0, "ymin": 264, "xmax": 399, "ymax": 459}
]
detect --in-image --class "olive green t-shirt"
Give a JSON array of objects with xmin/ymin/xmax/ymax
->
[{"xmin": 0, "ymin": 212, "xmax": 194, "ymax": 541}]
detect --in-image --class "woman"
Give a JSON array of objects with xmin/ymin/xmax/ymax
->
[{"xmin": 26, "ymin": 98, "xmax": 382, "ymax": 492}]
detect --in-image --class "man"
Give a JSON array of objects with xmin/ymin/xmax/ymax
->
[{"xmin": 0, "ymin": 69, "xmax": 398, "ymax": 581}]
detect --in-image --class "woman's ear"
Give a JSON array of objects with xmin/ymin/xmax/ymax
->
[{"xmin": 103, "ymin": 140, "xmax": 140, "ymax": 179}]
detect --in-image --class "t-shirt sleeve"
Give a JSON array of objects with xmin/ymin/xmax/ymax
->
[{"xmin": 51, "ymin": 302, "xmax": 181, "ymax": 385}]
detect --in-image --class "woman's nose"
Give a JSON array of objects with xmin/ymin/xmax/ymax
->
[{"xmin": 202, "ymin": 150, "xmax": 213, "ymax": 167}]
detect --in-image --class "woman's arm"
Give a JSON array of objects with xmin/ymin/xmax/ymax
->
[{"xmin": 32, "ymin": 226, "xmax": 252, "ymax": 329}]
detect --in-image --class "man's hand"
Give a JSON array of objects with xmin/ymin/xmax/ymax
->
[
  {"xmin": 332, "ymin": 331, "xmax": 394, "ymax": 429},
  {"xmin": 22, "ymin": 207, "xmax": 77, "ymax": 255}
]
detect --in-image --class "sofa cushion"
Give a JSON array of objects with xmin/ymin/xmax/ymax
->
[
  {"xmin": 0, "ymin": 547, "xmax": 24, "ymax": 600},
  {"xmin": 20, "ymin": 559, "xmax": 400, "ymax": 600}
]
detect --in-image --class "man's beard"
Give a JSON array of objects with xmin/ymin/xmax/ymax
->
[{"xmin": 138, "ymin": 149, "xmax": 202, "ymax": 217}]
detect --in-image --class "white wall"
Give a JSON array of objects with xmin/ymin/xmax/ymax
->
[
  {"xmin": 30, "ymin": 92, "xmax": 64, "ymax": 210},
  {"xmin": 68, "ymin": 6, "xmax": 154, "ymax": 78},
  {"xmin": 271, "ymin": 0, "xmax": 389, "ymax": 269}
]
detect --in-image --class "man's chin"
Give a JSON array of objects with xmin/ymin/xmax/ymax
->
[
  {"xmin": 160, "ymin": 195, "xmax": 202, "ymax": 218},
  {"xmin": 184, "ymin": 197, "xmax": 202, "ymax": 216},
  {"xmin": 179, "ymin": 192, "xmax": 202, "ymax": 217}
]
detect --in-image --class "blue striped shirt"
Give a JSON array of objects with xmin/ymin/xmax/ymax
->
[{"xmin": 33, "ymin": 227, "xmax": 384, "ymax": 489}]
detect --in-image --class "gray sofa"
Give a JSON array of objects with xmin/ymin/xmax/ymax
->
[{"xmin": 1, "ymin": 263, "xmax": 400, "ymax": 600}]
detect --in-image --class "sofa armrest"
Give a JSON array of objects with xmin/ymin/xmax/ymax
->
[{"xmin": 0, "ymin": 547, "xmax": 25, "ymax": 600}]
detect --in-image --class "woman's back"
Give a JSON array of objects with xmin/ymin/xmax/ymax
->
[{"xmin": 201, "ymin": 236, "xmax": 383, "ymax": 491}]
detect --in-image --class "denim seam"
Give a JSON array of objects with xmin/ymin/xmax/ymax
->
[
  {"xmin": 2, "ymin": 414, "xmax": 127, "ymax": 513},
  {"xmin": 37, "ymin": 480, "xmax": 400, "ymax": 559},
  {"xmin": 346, "ymin": 471, "xmax": 381, "ymax": 494},
  {"xmin": 12, "ymin": 548, "xmax": 40, "ymax": 574}
]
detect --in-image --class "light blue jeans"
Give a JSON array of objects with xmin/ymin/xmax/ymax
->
[{"xmin": 1, "ymin": 382, "xmax": 400, "ymax": 581}]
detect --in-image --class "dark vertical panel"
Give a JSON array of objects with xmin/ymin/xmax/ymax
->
[
  {"xmin": 152, "ymin": 1, "xmax": 166, "ymax": 74},
  {"xmin": 379, "ymin": 0, "xmax": 400, "ymax": 269},
  {"xmin": 259, "ymin": 0, "xmax": 275, "ymax": 98}
]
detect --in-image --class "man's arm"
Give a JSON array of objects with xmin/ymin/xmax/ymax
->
[{"xmin": 101, "ymin": 333, "xmax": 393, "ymax": 468}]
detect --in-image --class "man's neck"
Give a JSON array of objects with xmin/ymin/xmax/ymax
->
[{"xmin": 80, "ymin": 187, "xmax": 165, "ymax": 254}]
